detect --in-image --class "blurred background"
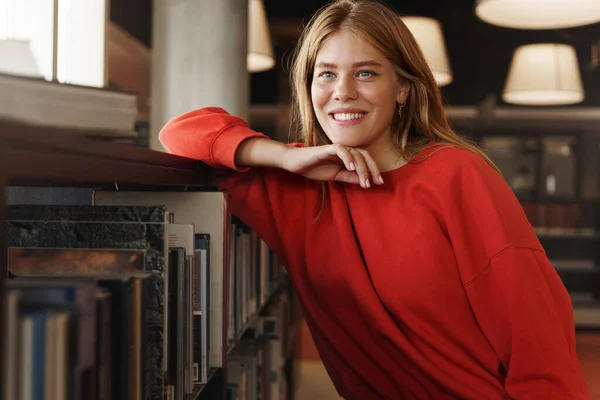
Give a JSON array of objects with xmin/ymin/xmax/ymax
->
[{"xmin": 2, "ymin": 0, "xmax": 600, "ymax": 398}]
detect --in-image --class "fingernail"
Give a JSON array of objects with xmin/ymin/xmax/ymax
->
[
  {"xmin": 365, "ymin": 179, "xmax": 370, "ymax": 188},
  {"xmin": 349, "ymin": 162, "xmax": 355, "ymax": 171},
  {"xmin": 378, "ymin": 175, "xmax": 384, "ymax": 184}
]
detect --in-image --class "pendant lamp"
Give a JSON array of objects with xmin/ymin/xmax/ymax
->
[
  {"xmin": 248, "ymin": 0, "xmax": 275, "ymax": 73},
  {"xmin": 0, "ymin": 39, "xmax": 42, "ymax": 78},
  {"xmin": 402, "ymin": 16, "xmax": 453, "ymax": 86},
  {"xmin": 475, "ymin": 0, "xmax": 600, "ymax": 30},
  {"xmin": 502, "ymin": 43, "xmax": 584, "ymax": 105}
]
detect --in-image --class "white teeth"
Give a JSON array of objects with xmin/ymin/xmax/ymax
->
[{"xmin": 333, "ymin": 113, "xmax": 365, "ymax": 121}]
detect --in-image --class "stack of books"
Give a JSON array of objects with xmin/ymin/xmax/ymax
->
[{"xmin": 1, "ymin": 188, "xmax": 291, "ymax": 400}]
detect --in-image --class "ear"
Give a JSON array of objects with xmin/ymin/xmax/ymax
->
[{"xmin": 396, "ymin": 79, "xmax": 410, "ymax": 104}]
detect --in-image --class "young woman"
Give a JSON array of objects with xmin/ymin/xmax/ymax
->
[{"xmin": 159, "ymin": 0, "xmax": 590, "ymax": 398}]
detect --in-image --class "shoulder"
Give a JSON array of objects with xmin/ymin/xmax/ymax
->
[
  {"xmin": 410, "ymin": 143, "xmax": 503, "ymax": 191},
  {"xmin": 415, "ymin": 144, "xmax": 490, "ymax": 169},
  {"xmin": 412, "ymin": 143, "xmax": 543, "ymax": 252}
]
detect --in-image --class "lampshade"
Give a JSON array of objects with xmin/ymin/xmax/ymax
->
[
  {"xmin": 475, "ymin": 0, "xmax": 600, "ymax": 30},
  {"xmin": 401, "ymin": 16, "xmax": 453, "ymax": 86},
  {"xmin": 248, "ymin": 0, "xmax": 275, "ymax": 73},
  {"xmin": 502, "ymin": 43, "xmax": 584, "ymax": 106},
  {"xmin": 0, "ymin": 39, "xmax": 42, "ymax": 78}
]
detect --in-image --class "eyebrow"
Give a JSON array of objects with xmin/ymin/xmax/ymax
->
[{"xmin": 315, "ymin": 60, "xmax": 383, "ymax": 69}]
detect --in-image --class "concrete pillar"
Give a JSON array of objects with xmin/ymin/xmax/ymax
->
[{"xmin": 150, "ymin": 0, "xmax": 249, "ymax": 151}]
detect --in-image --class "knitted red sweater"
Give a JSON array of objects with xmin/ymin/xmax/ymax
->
[{"xmin": 159, "ymin": 107, "xmax": 589, "ymax": 399}]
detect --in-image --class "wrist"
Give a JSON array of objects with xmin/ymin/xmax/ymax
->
[{"xmin": 279, "ymin": 145, "xmax": 297, "ymax": 171}]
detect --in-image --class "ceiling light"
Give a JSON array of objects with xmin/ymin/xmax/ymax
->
[
  {"xmin": 475, "ymin": 0, "xmax": 600, "ymax": 30},
  {"xmin": 0, "ymin": 39, "xmax": 42, "ymax": 78},
  {"xmin": 248, "ymin": 0, "xmax": 275, "ymax": 73},
  {"xmin": 502, "ymin": 43, "xmax": 584, "ymax": 106},
  {"xmin": 401, "ymin": 16, "xmax": 453, "ymax": 86}
]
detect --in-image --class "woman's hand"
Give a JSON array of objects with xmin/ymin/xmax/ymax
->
[{"xmin": 282, "ymin": 144, "xmax": 383, "ymax": 188}]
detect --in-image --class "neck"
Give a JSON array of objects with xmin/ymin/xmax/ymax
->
[{"xmin": 362, "ymin": 133, "xmax": 406, "ymax": 172}]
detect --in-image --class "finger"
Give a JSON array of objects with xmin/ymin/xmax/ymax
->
[
  {"xmin": 333, "ymin": 169, "xmax": 360, "ymax": 185},
  {"xmin": 332, "ymin": 144, "xmax": 355, "ymax": 172},
  {"xmin": 355, "ymin": 148, "xmax": 383, "ymax": 185},
  {"xmin": 350, "ymin": 151, "xmax": 370, "ymax": 188}
]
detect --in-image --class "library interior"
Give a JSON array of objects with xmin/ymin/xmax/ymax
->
[{"xmin": 2, "ymin": 0, "xmax": 600, "ymax": 399}]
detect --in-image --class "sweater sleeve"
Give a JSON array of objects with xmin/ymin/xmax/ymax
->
[
  {"xmin": 158, "ymin": 107, "xmax": 308, "ymax": 261},
  {"xmin": 435, "ymin": 149, "xmax": 589, "ymax": 398},
  {"xmin": 158, "ymin": 106, "xmax": 266, "ymax": 171},
  {"xmin": 464, "ymin": 246, "xmax": 590, "ymax": 399}
]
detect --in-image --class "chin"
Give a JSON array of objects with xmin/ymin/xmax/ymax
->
[
  {"xmin": 328, "ymin": 135, "xmax": 367, "ymax": 148},
  {"xmin": 323, "ymin": 130, "xmax": 357, "ymax": 146},
  {"xmin": 328, "ymin": 138, "xmax": 359, "ymax": 147}
]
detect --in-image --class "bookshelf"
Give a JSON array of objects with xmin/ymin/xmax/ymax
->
[
  {"xmin": 476, "ymin": 130, "xmax": 600, "ymax": 330},
  {"xmin": 0, "ymin": 118, "xmax": 296, "ymax": 400}
]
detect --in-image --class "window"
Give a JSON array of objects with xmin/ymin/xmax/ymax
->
[{"xmin": 0, "ymin": 0, "xmax": 107, "ymax": 87}]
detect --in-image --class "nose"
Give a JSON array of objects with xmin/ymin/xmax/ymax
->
[{"xmin": 333, "ymin": 75, "xmax": 357, "ymax": 102}]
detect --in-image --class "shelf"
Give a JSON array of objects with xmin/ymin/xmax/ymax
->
[
  {"xmin": 0, "ymin": 118, "xmax": 215, "ymax": 188},
  {"xmin": 536, "ymin": 230, "xmax": 599, "ymax": 240},
  {"xmin": 574, "ymin": 302, "xmax": 600, "ymax": 330},
  {"xmin": 1, "ymin": 120, "xmax": 297, "ymax": 400},
  {"xmin": 285, "ymin": 319, "xmax": 299, "ymax": 361},
  {"xmin": 519, "ymin": 198, "xmax": 600, "ymax": 205},
  {"xmin": 227, "ymin": 279, "xmax": 289, "ymax": 356}
]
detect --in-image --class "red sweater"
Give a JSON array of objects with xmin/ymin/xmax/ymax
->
[{"xmin": 159, "ymin": 107, "xmax": 590, "ymax": 399}]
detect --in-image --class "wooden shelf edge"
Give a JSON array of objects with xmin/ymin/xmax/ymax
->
[{"xmin": 0, "ymin": 119, "xmax": 216, "ymax": 188}]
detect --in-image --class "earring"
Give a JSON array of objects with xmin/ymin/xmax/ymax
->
[{"xmin": 397, "ymin": 102, "xmax": 406, "ymax": 118}]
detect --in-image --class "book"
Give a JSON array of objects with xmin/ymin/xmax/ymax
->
[
  {"xmin": 167, "ymin": 223, "xmax": 195, "ymax": 394},
  {"xmin": 6, "ymin": 204, "xmax": 167, "ymax": 400},
  {"xmin": 195, "ymin": 234, "xmax": 210, "ymax": 384},
  {"xmin": 93, "ymin": 191, "xmax": 229, "ymax": 369},
  {"xmin": 7, "ymin": 276, "xmax": 98, "ymax": 400}
]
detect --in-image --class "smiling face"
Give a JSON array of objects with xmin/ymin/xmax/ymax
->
[{"xmin": 311, "ymin": 29, "xmax": 409, "ymax": 151}]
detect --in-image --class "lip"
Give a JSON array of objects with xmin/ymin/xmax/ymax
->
[
  {"xmin": 328, "ymin": 107, "xmax": 367, "ymax": 114},
  {"xmin": 328, "ymin": 108, "xmax": 368, "ymax": 126}
]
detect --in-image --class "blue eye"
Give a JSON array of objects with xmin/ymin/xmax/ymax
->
[
  {"xmin": 358, "ymin": 70, "xmax": 376, "ymax": 78},
  {"xmin": 318, "ymin": 71, "xmax": 335, "ymax": 79}
]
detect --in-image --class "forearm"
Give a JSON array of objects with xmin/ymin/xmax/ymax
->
[{"xmin": 234, "ymin": 137, "xmax": 291, "ymax": 170}]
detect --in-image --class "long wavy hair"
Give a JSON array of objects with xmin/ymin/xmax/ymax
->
[{"xmin": 288, "ymin": 0, "xmax": 499, "ymax": 218}]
